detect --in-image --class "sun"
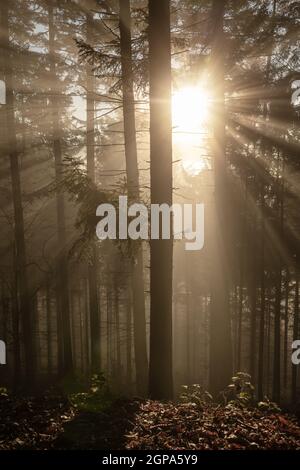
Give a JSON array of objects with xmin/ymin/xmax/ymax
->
[
  {"xmin": 172, "ymin": 85, "xmax": 210, "ymax": 132},
  {"xmin": 172, "ymin": 85, "xmax": 211, "ymax": 176}
]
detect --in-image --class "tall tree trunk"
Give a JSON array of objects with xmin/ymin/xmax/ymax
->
[
  {"xmin": 283, "ymin": 269, "xmax": 289, "ymax": 389},
  {"xmin": 273, "ymin": 268, "xmax": 282, "ymax": 402},
  {"xmin": 1, "ymin": 1, "xmax": 35, "ymax": 388},
  {"xmin": 148, "ymin": 0, "xmax": 173, "ymax": 400},
  {"xmin": 46, "ymin": 278, "xmax": 53, "ymax": 375},
  {"xmin": 86, "ymin": 9, "xmax": 101, "ymax": 374},
  {"xmin": 106, "ymin": 284, "xmax": 111, "ymax": 378},
  {"xmin": 266, "ymin": 293, "xmax": 271, "ymax": 396},
  {"xmin": 114, "ymin": 282, "xmax": 121, "ymax": 389},
  {"xmin": 237, "ymin": 268, "xmax": 243, "ymax": 371},
  {"xmin": 273, "ymin": 154, "xmax": 283, "ymax": 403},
  {"xmin": 78, "ymin": 287, "xmax": 84, "ymax": 373},
  {"xmin": 249, "ymin": 217, "xmax": 257, "ymax": 382},
  {"xmin": 209, "ymin": 0, "xmax": 232, "ymax": 397},
  {"xmin": 12, "ymin": 251, "xmax": 21, "ymax": 390},
  {"xmin": 258, "ymin": 184, "xmax": 266, "ymax": 400},
  {"xmin": 119, "ymin": 0, "xmax": 148, "ymax": 396},
  {"xmin": 292, "ymin": 269, "xmax": 299, "ymax": 403},
  {"xmin": 48, "ymin": 4, "xmax": 73, "ymax": 376},
  {"xmin": 84, "ymin": 278, "xmax": 90, "ymax": 375},
  {"xmin": 126, "ymin": 292, "xmax": 132, "ymax": 390}
]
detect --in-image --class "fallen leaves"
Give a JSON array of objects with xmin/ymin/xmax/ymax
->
[
  {"xmin": 125, "ymin": 400, "xmax": 300, "ymax": 450},
  {"xmin": 1, "ymin": 391, "xmax": 300, "ymax": 450},
  {"xmin": 0, "ymin": 391, "xmax": 74, "ymax": 450}
]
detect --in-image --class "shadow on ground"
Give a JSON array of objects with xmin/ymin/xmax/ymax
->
[{"xmin": 53, "ymin": 399, "xmax": 140, "ymax": 450}]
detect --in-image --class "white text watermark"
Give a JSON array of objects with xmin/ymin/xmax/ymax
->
[{"xmin": 95, "ymin": 196, "xmax": 204, "ymax": 251}]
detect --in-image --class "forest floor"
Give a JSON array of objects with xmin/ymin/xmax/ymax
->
[{"xmin": 1, "ymin": 389, "xmax": 300, "ymax": 450}]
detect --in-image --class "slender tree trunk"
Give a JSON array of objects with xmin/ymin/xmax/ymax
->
[
  {"xmin": 209, "ymin": 0, "xmax": 232, "ymax": 397},
  {"xmin": 126, "ymin": 293, "xmax": 132, "ymax": 390},
  {"xmin": 84, "ymin": 278, "xmax": 90, "ymax": 375},
  {"xmin": 258, "ymin": 185, "xmax": 266, "ymax": 400},
  {"xmin": 46, "ymin": 278, "xmax": 53, "ymax": 375},
  {"xmin": 237, "ymin": 177, "xmax": 248, "ymax": 372},
  {"xmin": 119, "ymin": 0, "xmax": 148, "ymax": 395},
  {"xmin": 185, "ymin": 258, "xmax": 192, "ymax": 384},
  {"xmin": 273, "ymin": 268, "xmax": 281, "ymax": 402},
  {"xmin": 249, "ymin": 218, "xmax": 257, "ymax": 382},
  {"xmin": 148, "ymin": 0, "xmax": 173, "ymax": 400},
  {"xmin": 114, "ymin": 283, "xmax": 121, "ymax": 388},
  {"xmin": 234, "ymin": 285, "xmax": 238, "ymax": 371},
  {"xmin": 273, "ymin": 154, "xmax": 283, "ymax": 403},
  {"xmin": 78, "ymin": 287, "xmax": 84, "ymax": 374},
  {"xmin": 48, "ymin": 4, "xmax": 73, "ymax": 376},
  {"xmin": 283, "ymin": 269, "xmax": 289, "ymax": 389},
  {"xmin": 106, "ymin": 284, "xmax": 111, "ymax": 378},
  {"xmin": 237, "ymin": 271, "xmax": 243, "ymax": 371},
  {"xmin": 71, "ymin": 290, "xmax": 77, "ymax": 370},
  {"xmin": 258, "ymin": 0, "xmax": 276, "ymax": 400},
  {"xmin": 266, "ymin": 294, "xmax": 271, "ymax": 396},
  {"xmin": 186, "ymin": 284, "xmax": 191, "ymax": 384},
  {"xmin": 292, "ymin": 269, "xmax": 299, "ymax": 403},
  {"xmin": 1, "ymin": 287, "xmax": 8, "ymax": 345},
  {"xmin": 1, "ymin": 2, "xmax": 35, "ymax": 388},
  {"xmin": 86, "ymin": 10, "xmax": 101, "ymax": 373},
  {"xmin": 12, "ymin": 251, "xmax": 21, "ymax": 390}
]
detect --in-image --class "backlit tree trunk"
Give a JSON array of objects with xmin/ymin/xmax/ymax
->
[
  {"xmin": 148, "ymin": 0, "xmax": 173, "ymax": 400},
  {"xmin": 119, "ymin": 0, "xmax": 148, "ymax": 395}
]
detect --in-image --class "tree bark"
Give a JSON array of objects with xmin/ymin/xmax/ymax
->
[
  {"xmin": 148, "ymin": 0, "xmax": 173, "ymax": 400},
  {"xmin": 0, "ymin": 1, "xmax": 35, "ymax": 388},
  {"xmin": 258, "ymin": 184, "xmax": 266, "ymax": 400},
  {"xmin": 48, "ymin": 3, "xmax": 73, "ymax": 376},
  {"xmin": 119, "ymin": 0, "xmax": 148, "ymax": 396},
  {"xmin": 209, "ymin": 0, "xmax": 233, "ymax": 397},
  {"xmin": 292, "ymin": 269, "xmax": 299, "ymax": 403},
  {"xmin": 86, "ymin": 9, "xmax": 101, "ymax": 374},
  {"xmin": 283, "ymin": 269, "xmax": 289, "ymax": 389},
  {"xmin": 126, "ymin": 292, "xmax": 132, "ymax": 390}
]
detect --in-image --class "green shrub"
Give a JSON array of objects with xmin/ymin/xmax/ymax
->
[
  {"xmin": 69, "ymin": 373, "xmax": 113, "ymax": 413},
  {"xmin": 179, "ymin": 384, "xmax": 213, "ymax": 409}
]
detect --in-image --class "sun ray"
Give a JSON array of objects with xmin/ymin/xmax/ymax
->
[{"xmin": 172, "ymin": 85, "xmax": 211, "ymax": 176}]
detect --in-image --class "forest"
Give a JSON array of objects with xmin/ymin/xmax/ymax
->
[{"xmin": 1, "ymin": 0, "xmax": 300, "ymax": 456}]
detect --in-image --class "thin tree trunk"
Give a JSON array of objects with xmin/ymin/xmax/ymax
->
[
  {"xmin": 292, "ymin": 269, "xmax": 299, "ymax": 403},
  {"xmin": 84, "ymin": 278, "xmax": 90, "ymax": 375},
  {"xmin": 86, "ymin": 10, "xmax": 101, "ymax": 374},
  {"xmin": 273, "ymin": 268, "xmax": 282, "ymax": 402},
  {"xmin": 1, "ymin": 286, "xmax": 8, "ymax": 345},
  {"xmin": 237, "ymin": 271, "xmax": 243, "ymax": 371},
  {"xmin": 12, "ymin": 250, "xmax": 21, "ymax": 390},
  {"xmin": 46, "ymin": 278, "xmax": 53, "ymax": 375},
  {"xmin": 283, "ymin": 269, "xmax": 289, "ymax": 389},
  {"xmin": 249, "ymin": 223, "xmax": 257, "ymax": 382},
  {"xmin": 237, "ymin": 177, "xmax": 248, "ymax": 372},
  {"xmin": 115, "ymin": 283, "xmax": 121, "ymax": 388},
  {"xmin": 186, "ymin": 285, "xmax": 191, "ymax": 385},
  {"xmin": 48, "ymin": 4, "xmax": 73, "ymax": 376},
  {"xmin": 119, "ymin": 0, "xmax": 148, "ymax": 396},
  {"xmin": 258, "ymin": 185, "xmax": 266, "ymax": 400},
  {"xmin": 78, "ymin": 287, "xmax": 84, "ymax": 374},
  {"xmin": 266, "ymin": 294, "xmax": 271, "ymax": 396},
  {"xmin": 273, "ymin": 153, "xmax": 283, "ymax": 403},
  {"xmin": 234, "ymin": 285, "xmax": 238, "ymax": 371},
  {"xmin": 126, "ymin": 292, "xmax": 132, "ymax": 390},
  {"xmin": 106, "ymin": 284, "xmax": 111, "ymax": 378}
]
